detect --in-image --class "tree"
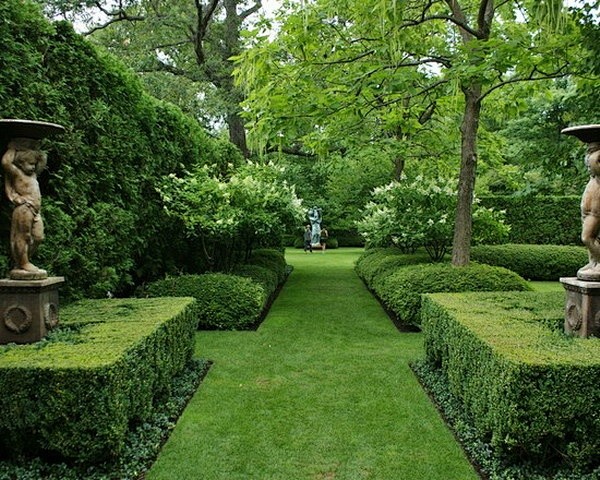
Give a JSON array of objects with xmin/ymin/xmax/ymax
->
[
  {"xmin": 237, "ymin": 0, "xmax": 582, "ymax": 265},
  {"xmin": 36, "ymin": 0, "xmax": 264, "ymax": 156}
]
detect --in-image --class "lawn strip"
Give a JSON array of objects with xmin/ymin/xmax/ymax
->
[{"xmin": 148, "ymin": 248, "xmax": 478, "ymax": 480}]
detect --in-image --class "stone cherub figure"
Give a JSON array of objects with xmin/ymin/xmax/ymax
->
[
  {"xmin": 2, "ymin": 137, "xmax": 48, "ymax": 279},
  {"xmin": 578, "ymin": 142, "xmax": 600, "ymax": 280}
]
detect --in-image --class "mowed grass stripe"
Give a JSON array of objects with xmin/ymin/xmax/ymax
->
[{"xmin": 147, "ymin": 248, "xmax": 478, "ymax": 480}]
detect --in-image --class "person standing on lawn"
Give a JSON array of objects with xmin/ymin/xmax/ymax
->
[
  {"xmin": 303, "ymin": 224, "xmax": 313, "ymax": 253},
  {"xmin": 320, "ymin": 226, "xmax": 329, "ymax": 253}
]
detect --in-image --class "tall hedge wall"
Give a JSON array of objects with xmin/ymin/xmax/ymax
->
[
  {"xmin": 480, "ymin": 195, "xmax": 580, "ymax": 245},
  {"xmin": 0, "ymin": 0, "xmax": 239, "ymax": 299}
]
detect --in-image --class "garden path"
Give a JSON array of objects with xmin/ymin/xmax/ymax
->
[{"xmin": 147, "ymin": 248, "xmax": 478, "ymax": 480}]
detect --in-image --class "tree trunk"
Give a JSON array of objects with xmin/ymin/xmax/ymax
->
[
  {"xmin": 451, "ymin": 84, "xmax": 482, "ymax": 266},
  {"xmin": 228, "ymin": 111, "xmax": 249, "ymax": 158}
]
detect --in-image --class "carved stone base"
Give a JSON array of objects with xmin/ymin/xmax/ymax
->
[
  {"xmin": 560, "ymin": 277, "xmax": 600, "ymax": 338},
  {"xmin": 0, "ymin": 276, "xmax": 64, "ymax": 344}
]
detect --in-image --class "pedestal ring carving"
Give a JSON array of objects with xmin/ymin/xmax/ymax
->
[
  {"xmin": 44, "ymin": 302, "xmax": 58, "ymax": 330},
  {"xmin": 566, "ymin": 302, "xmax": 583, "ymax": 331},
  {"xmin": 4, "ymin": 304, "xmax": 32, "ymax": 334}
]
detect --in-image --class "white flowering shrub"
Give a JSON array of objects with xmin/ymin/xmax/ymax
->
[
  {"xmin": 158, "ymin": 161, "xmax": 304, "ymax": 268},
  {"xmin": 356, "ymin": 177, "xmax": 509, "ymax": 261}
]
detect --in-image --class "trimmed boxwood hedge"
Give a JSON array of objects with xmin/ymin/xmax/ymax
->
[
  {"xmin": 246, "ymin": 249, "xmax": 287, "ymax": 284},
  {"xmin": 471, "ymin": 244, "xmax": 587, "ymax": 281},
  {"xmin": 355, "ymin": 248, "xmax": 437, "ymax": 285},
  {"xmin": 421, "ymin": 291, "xmax": 600, "ymax": 470},
  {"xmin": 232, "ymin": 264, "xmax": 279, "ymax": 302},
  {"xmin": 0, "ymin": 297, "xmax": 197, "ymax": 464},
  {"xmin": 143, "ymin": 273, "xmax": 264, "ymax": 330},
  {"xmin": 373, "ymin": 262, "xmax": 532, "ymax": 326}
]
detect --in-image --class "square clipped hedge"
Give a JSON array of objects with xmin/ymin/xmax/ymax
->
[
  {"xmin": 421, "ymin": 291, "xmax": 600, "ymax": 469},
  {"xmin": 0, "ymin": 297, "xmax": 197, "ymax": 464}
]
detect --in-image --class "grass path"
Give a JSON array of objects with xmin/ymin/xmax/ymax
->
[{"xmin": 147, "ymin": 248, "xmax": 479, "ymax": 479}]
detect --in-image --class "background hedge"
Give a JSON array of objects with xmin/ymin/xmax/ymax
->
[
  {"xmin": 471, "ymin": 244, "xmax": 587, "ymax": 280},
  {"xmin": 480, "ymin": 195, "xmax": 580, "ymax": 245},
  {"xmin": 0, "ymin": 297, "xmax": 197, "ymax": 464},
  {"xmin": 421, "ymin": 291, "xmax": 600, "ymax": 470},
  {"xmin": 0, "ymin": 0, "xmax": 241, "ymax": 299}
]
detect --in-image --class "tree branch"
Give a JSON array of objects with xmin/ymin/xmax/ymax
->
[
  {"xmin": 443, "ymin": 0, "xmax": 480, "ymax": 40},
  {"xmin": 194, "ymin": 0, "xmax": 220, "ymax": 65},
  {"xmin": 479, "ymin": 64, "xmax": 571, "ymax": 101},
  {"xmin": 240, "ymin": 1, "xmax": 262, "ymax": 20}
]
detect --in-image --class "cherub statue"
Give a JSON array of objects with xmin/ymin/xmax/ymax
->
[
  {"xmin": 2, "ymin": 137, "xmax": 47, "ymax": 279},
  {"xmin": 578, "ymin": 142, "xmax": 600, "ymax": 280}
]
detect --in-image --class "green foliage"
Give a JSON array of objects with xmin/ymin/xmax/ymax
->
[
  {"xmin": 0, "ymin": 358, "xmax": 209, "ymax": 479},
  {"xmin": 159, "ymin": 162, "xmax": 304, "ymax": 270},
  {"xmin": 421, "ymin": 291, "xmax": 600, "ymax": 470},
  {"xmin": 245, "ymin": 248, "xmax": 288, "ymax": 284},
  {"xmin": 471, "ymin": 244, "xmax": 588, "ymax": 281},
  {"xmin": 335, "ymin": 229, "xmax": 365, "ymax": 247},
  {"xmin": 0, "ymin": 297, "xmax": 197, "ymax": 464},
  {"xmin": 232, "ymin": 264, "xmax": 279, "ymax": 302},
  {"xmin": 480, "ymin": 195, "xmax": 580, "ymax": 245},
  {"xmin": 355, "ymin": 247, "xmax": 434, "ymax": 285},
  {"xmin": 0, "ymin": 2, "xmax": 233, "ymax": 298},
  {"xmin": 356, "ymin": 178, "xmax": 509, "ymax": 261},
  {"xmin": 373, "ymin": 262, "xmax": 531, "ymax": 326},
  {"xmin": 143, "ymin": 274, "xmax": 264, "ymax": 330}
]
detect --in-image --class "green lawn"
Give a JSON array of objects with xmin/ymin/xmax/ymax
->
[
  {"xmin": 147, "ymin": 248, "xmax": 478, "ymax": 480},
  {"xmin": 529, "ymin": 280, "xmax": 564, "ymax": 293}
]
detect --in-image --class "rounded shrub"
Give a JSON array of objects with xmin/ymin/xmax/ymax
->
[
  {"xmin": 143, "ymin": 274, "xmax": 263, "ymax": 330},
  {"xmin": 471, "ymin": 244, "xmax": 588, "ymax": 281},
  {"xmin": 246, "ymin": 249, "xmax": 287, "ymax": 284},
  {"xmin": 374, "ymin": 262, "xmax": 532, "ymax": 326},
  {"xmin": 232, "ymin": 264, "xmax": 279, "ymax": 301},
  {"xmin": 355, "ymin": 248, "xmax": 440, "ymax": 286}
]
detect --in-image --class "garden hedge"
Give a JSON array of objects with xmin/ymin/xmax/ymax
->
[
  {"xmin": 421, "ymin": 291, "xmax": 600, "ymax": 470},
  {"xmin": 373, "ymin": 262, "xmax": 532, "ymax": 326},
  {"xmin": 480, "ymin": 195, "xmax": 580, "ymax": 245},
  {"xmin": 471, "ymin": 244, "xmax": 587, "ymax": 280},
  {"xmin": 232, "ymin": 264, "xmax": 279, "ymax": 302},
  {"xmin": 143, "ymin": 273, "xmax": 264, "ymax": 330},
  {"xmin": 355, "ymin": 248, "xmax": 437, "ymax": 286},
  {"xmin": 0, "ymin": 297, "xmax": 197, "ymax": 464},
  {"xmin": 245, "ymin": 249, "xmax": 288, "ymax": 284}
]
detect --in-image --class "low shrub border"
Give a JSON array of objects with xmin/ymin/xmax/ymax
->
[
  {"xmin": 0, "ymin": 297, "xmax": 198, "ymax": 464},
  {"xmin": 143, "ymin": 274, "xmax": 264, "ymax": 330},
  {"xmin": 421, "ymin": 291, "xmax": 600, "ymax": 472},
  {"xmin": 0, "ymin": 358, "xmax": 210, "ymax": 480},
  {"xmin": 372, "ymin": 262, "xmax": 531, "ymax": 326}
]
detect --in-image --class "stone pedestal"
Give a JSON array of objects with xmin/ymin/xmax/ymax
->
[
  {"xmin": 560, "ymin": 277, "xmax": 600, "ymax": 338},
  {"xmin": 0, "ymin": 277, "xmax": 64, "ymax": 344}
]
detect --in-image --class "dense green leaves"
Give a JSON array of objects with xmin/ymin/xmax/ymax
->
[
  {"xmin": 356, "ymin": 177, "xmax": 509, "ymax": 261},
  {"xmin": 0, "ymin": 2, "xmax": 237, "ymax": 298},
  {"xmin": 159, "ymin": 161, "xmax": 304, "ymax": 269}
]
